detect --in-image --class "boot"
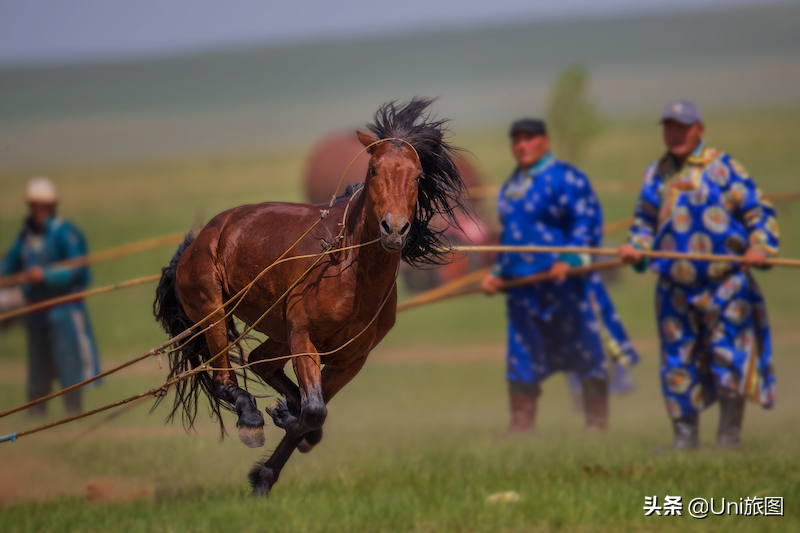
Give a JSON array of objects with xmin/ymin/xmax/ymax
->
[
  {"xmin": 26, "ymin": 402, "xmax": 47, "ymax": 418},
  {"xmin": 503, "ymin": 383, "xmax": 540, "ymax": 438},
  {"xmin": 582, "ymin": 378, "xmax": 609, "ymax": 433},
  {"xmin": 672, "ymin": 415, "xmax": 699, "ymax": 450},
  {"xmin": 64, "ymin": 389, "xmax": 83, "ymax": 416},
  {"xmin": 716, "ymin": 389, "xmax": 746, "ymax": 450},
  {"xmin": 26, "ymin": 390, "xmax": 49, "ymax": 418}
]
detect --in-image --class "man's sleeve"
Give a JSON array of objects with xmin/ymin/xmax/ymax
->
[
  {"xmin": 627, "ymin": 164, "xmax": 661, "ymax": 272},
  {"xmin": 559, "ymin": 170, "xmax": 602, "ymax": 268},
  {"xmin": 43, "ymin": 224, "xmax": 91, "ymax": 289},
  {"xmin": 726, "ymin": 157, "xmax": 779, "ymax": 259},
  {"xmin": 1, "ymin": 235, "xmax": 25, "ymax": 277}
]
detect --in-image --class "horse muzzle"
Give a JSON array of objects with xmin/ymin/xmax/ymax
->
[{"xmin": 379, "ymin": 214, "xmax": 410, "ymax": 253}]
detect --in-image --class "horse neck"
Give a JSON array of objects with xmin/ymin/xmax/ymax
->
[{"xmin": 344, "ymin": 185, "xmax": 401, "ymax": 289}]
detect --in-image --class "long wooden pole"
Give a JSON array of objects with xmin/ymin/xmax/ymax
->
[
  {"xmin": 469, "ymin": 186, "xmax": 800, "ymax": 202},
  {"xmin": 397, "ymin": 260, "xmax": 625, "ymax": 312},
  {"xmin": 0, "ymin": 232, "xmax": 185, "ymax": 289},
  {"xmin": 447, "ymin": 245, "xmax": 800, "ymax": 268},
  {"xmin": 0, "ymin": 274, "xmax": 160, "ymax": 323}
]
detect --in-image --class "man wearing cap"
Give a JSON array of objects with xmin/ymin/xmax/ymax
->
[
  {"xmin": 482, "ymin": 118, "xmax": 638, "ymax": 437},
  {"xmin": 619, "ymin": 101, "xmax": 778, "ymax": 449},
  {"xmin": 1, "ymin": 178, "xmax": 101, "ymax": 415}
]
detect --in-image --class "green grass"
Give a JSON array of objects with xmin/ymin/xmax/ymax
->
[
  {"xmin": 1, "ymin": 105, "xmax": 800, "ymax": 531},
  {"xmin": 1, "ymin": 354, "xmax": 799, "ymax": 532}
]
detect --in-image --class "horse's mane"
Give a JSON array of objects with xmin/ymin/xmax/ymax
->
[{"xmin": 366, "ymin": 97, "xmax": 471, "ymax": 266}]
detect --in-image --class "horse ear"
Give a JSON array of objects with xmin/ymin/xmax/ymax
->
[{"xmin": 357, "ymin": 131, "xmax": 379, "ymax": 153}]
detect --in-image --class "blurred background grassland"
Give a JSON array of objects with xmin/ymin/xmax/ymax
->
[{"xmin": 0, "ymin": 2, "xmax": 799, "ymax": 531}]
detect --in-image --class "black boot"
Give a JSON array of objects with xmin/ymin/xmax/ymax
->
[
  {"xmin": 64, "ymin": 389, "xmax": 83, "ymax": 416},
  {"xmin": 716, "ymin": 390, "xmax": 746, "ymax": 450},
  {"xmin": 581, "ymin": 378, "xmax": 609, "ymax": 433},
  {"xmin": 672, "ymin": 415, "xmax": 699, "ymax": 450},
  {"xmin": 26, "ymin": 402, "xmax": 47, "ymax": 418},
  {"xmin": 502, "ymin": 382, "xmax": 540, "ymax": 438}
]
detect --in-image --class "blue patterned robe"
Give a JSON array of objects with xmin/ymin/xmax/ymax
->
[
  {"xmin": 496, "ymin": 153, "xmax": 638, "ymax": 387},
  {"xmin": 627, "ymin": 143, "xmax": 777, "ymax": 418},
  {"xmin": 1, "ymin": 215, "xmax": 101, "ymax": 399}
]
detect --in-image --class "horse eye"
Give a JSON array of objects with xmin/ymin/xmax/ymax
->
[{"xmin": 368, "ymin": 166, "xmax": 376, "ymax": 176}]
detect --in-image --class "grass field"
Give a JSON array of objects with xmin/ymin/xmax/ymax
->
[{"xmin": 1, "ymin": 105, "xmax": 800, "ymax": 531}]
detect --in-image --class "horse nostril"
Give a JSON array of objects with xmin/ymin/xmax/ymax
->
[
  {"xmin": 399, "ymin": 222, "xmax": 411, "ymax": 236},
  {"xmin": 380, "ymin": 220, "xmax": 391, "ymax": 235}
]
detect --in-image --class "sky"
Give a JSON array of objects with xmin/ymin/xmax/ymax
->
[{"xmin": 0, "ymin": 0, "xmax": 790, "ymax": 66}]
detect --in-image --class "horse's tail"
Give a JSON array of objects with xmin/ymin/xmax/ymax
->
[{"xmin": 153, "ymin": 233, "xmax": 239, "ymax": 435}]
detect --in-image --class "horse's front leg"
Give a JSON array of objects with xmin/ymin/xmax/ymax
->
[
  {"xmin": 259, "ymin": 334, "xmax": 324, "ymax": 436},
  {"xmin": 204, "ymin": 318, "xmax": 265, "ymax": 448},
  {"xmin": 249, "ymin": 333, "xmax": 323, "ymax": 497},
  {"xmin": 248, "ymin": 432, "xmax": 304, "ymax": 497},
  {"xmin": 288, "ymin": 333, "xmax": 327, "ymax": 437}
]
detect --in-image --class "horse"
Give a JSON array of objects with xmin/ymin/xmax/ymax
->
[
  {"xmin": 303, "ymin": 131, "xmax": 494, "ymax": 291},
  {"xmin": 153, "ymin": 98, "xmax": 470, "ymax": 497}
]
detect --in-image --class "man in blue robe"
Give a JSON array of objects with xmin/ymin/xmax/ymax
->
[
  {"xmin": 482, "ymin": 119, "xmax": 638, "ymax": 436},
  {"xmin": 1, "ymin": 178, "xmax": 101, "ymax": 415},
  {"xmin": 619, "ymin": 101, "xmax": 777, "ymax": 449}
]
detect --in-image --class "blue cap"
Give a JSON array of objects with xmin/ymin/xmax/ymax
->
[{"xmin": 660, "ymin": 100, "xmax": 702, "ymax": 125}]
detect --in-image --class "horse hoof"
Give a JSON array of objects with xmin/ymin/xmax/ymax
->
[
  {"xmin": 238, "ymin": 425, "xmax": 265, "ymax": 448},
  {"xmin": 297, "ymin": 439, "xmax": 315, "ymax": 454},
  {"xmin": 249, "ymin": 487, "xmax": 270, "ymax": 499},
  {"xmin": 297, "ymin": 428, "xmax": 323, "ymax": 453}
]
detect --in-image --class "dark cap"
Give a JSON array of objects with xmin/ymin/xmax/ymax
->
[
  {"xmin": 510, "ymin": 118, "xmax": 547, "ymax": 137},
  {"xmin": 660, "ymin": 100, "xmax": 702, "ymax": 125}
]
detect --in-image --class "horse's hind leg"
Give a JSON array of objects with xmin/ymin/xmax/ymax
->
[
  {"xmin": 177, "ymin": 233, "xmax": 265, "ymax": 447},
  {"xmin": 203, "ymin": 316, "xmax": 265, "ymax": 447}
]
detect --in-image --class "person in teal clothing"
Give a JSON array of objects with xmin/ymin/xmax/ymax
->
[
  {"xmin": 1, "ymin": 177, "xmax": 101, "ymax": 415},
  {"xmin": 482, "ymin": 119, "xmax": 638, "ymax": 437},
  {"xmin": 619, "ymin": 101, "xmax": 777, "ymax": 450}
]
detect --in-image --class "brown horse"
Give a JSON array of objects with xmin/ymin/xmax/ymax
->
[
  {"xmin": 153, "ymin": 98, "xmax": 469, "ymax": 497},
  {"xmin": 303, "ymin": 131, "xmax": 495, "ymax": 290}
]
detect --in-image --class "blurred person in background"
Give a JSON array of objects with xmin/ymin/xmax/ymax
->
[
  {"xmin": 482, "ymin": 119, "xmax": 638, "ymax": 437},
  {"xmin": 1, "ymin": 178, "xmax": 101, "ymax": 415},
  {"xmin": 619, "ymin": 101, "xmax": 778, "ymax": 450}
]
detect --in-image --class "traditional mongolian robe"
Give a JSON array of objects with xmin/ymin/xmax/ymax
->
[
  {"xmin": 1, "ymin": 215, "xmax": 101, "ymax": 400},
  {"xmin": 495, "ymin": 153, "xmax": 638, "ymax": 389},
  {"xmin": 627, "ymin": 142, "xmax": 778, "ymax": 418}
]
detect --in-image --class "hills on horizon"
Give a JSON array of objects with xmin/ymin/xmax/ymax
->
[{"xmin": 1, "ymin": 2, "xmax": 798, "ymax": 165}]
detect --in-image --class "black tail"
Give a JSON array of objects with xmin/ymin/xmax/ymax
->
[{"xmin": 153, "ymin": 233, "xmax": 243, "ymax": 435}]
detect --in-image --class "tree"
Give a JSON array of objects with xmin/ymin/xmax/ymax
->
[{"xmin": 545, "ymin": 65, "xmax": 603, "ymax": 164}]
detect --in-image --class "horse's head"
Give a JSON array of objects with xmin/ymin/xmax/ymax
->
[{"xmin": 357, "ymin": 131, "xmax": 421, "ymax": 253}]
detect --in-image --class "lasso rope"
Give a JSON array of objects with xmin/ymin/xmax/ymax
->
[
  {"xmin": 5, "ymin": 186, "xmax": 799, "ymax": 323},
  {"xmin": 0, "ymin": 137, "xmax": 416, "ymax": 436},
  {"xmin": 3, "ymin": 148, "xmax": 796, "ymax": 440},
  {"xmin": 0, "ymin": 264, "xmax": 401, "ymax": 443}
]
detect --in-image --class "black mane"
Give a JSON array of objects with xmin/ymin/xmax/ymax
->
[{"xmin": 366, "ymin": 97, "xmax": 471, "ymax": 266}]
